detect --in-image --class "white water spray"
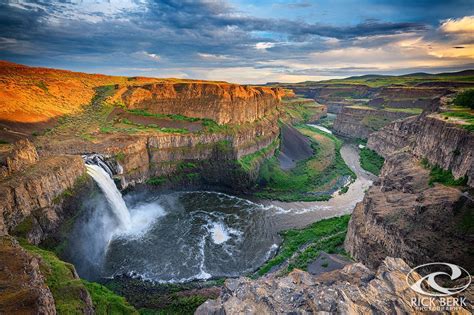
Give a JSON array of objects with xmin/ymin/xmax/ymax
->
[{"xmin": 85, "ymin": 164, "xmax": 132, "ymax": 229}]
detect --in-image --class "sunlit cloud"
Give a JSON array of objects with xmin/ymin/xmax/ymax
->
[{"xmin": 440, "ymin": 16, "xmax": 474, "ymax": 34}]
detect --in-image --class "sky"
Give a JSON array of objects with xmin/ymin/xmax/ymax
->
[{"xmin": 0, "ymin": 0, "xmax": 473, "ymax": 83}]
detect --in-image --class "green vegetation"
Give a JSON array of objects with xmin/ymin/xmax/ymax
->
[
  {"xmin": 421, "ymin": 158, "xmax": 468, "ymax": 187},
  {"xmin": 120, "ymin": 118, "xmax": 189, "ymax": 134},
  {"xmin": 146, "ymin": 176, "xmax": 167, "ymax": 186},
  {"xmin": 338, "ymin": 185, "xmax": 349, "ymax": 195},
  {"xmin": 19, "ymin": 240, "xmax": 137, "ymax": 314},
  {"xmin": 0, "ymin": 139, "xmax": 9, "ymax": 144},
  {"xmin": 83, "ymin": 281, "xmax": 138, "ymax": 314},
  {"xmin": 281, "ymin": 99, "xmax": 325, "ymax": 123},
  {"xmin": 359, "ymin": 148, "xmax": 384, "ymax": 176},
  {"xmin": 442, "ymin": 109, "xmax": 474, "ymax": 132},
  {"xmin": 256, "ymin": 125, "xmax": 355, "ymax": 201},
  {"xmin": 256, "ymin": 215, "xmax": 350, "ymax": 276},
  {"xmin": 453, "ymin": 89, "xmax": 474, "ymax": 109},
  {"xmin": 128, "ymin": 109, "xmax": 200, "ymax": 122},
  {"xmin": 382, "ymin": 107, "xmax": 423, "ymax": 114},
  {"xmin": 139, "ymin": 295, "xmax": 208, "ymax": 315},
  {"xmin": 115, "ymin": 152, "xmax": 126, "ymax": 162},
  {"xmin": 36, "ymin": 80, "xmax": 49, "ymax": 92},
  {"xmin": 308, "ymin": 71, "xmax": 474, "ymax": 88},
  {"xmin": 238, "ymin": 138, "xmax": 279, "ymax": 171}
]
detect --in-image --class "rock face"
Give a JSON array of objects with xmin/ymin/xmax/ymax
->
[
  {"xmin": 196, "ymin": 257, "xmax": 471, "ymax": 314},
  {"xmin": 345, "ymin": 152, "xmax": 473, "ymax": 271},
  {"xmin": 333, "ymin": 107, "xmax": 413, "ymax": 139},
  {"xmin": 345, "ymin": 116, "xmax": 474, "ymax": 271},
  {"xmin": 114, "ymin": 82, "xmax": 284, "ymax": 124},
  {"xmin": 0, "ymin": 140, "xmax": 86, "ymax": 243},
  {"xmin": 0, "ymin": 139, "xmax": 39, "ymax": 177},
  {"xmin": 368, "ymin": 115, "xmax": 474, "ymax": 187},
  {"xmin": 0, "ymin": 236, "xmax": 56, "ymax": 314}
]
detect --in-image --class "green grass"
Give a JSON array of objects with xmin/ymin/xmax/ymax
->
[
  {"xmin": 83, "ymin": 281, "xmax": 138, "ymax": 315},
  {"xmin": 256, "ymin": 125, "xmax": 355, "ymax": 201},
  {"xmin": 19, "ymin": 240, "xmax": 137, "ymax": 314},
  {"xmin": 359, "ymin": 147, "xmax": 384, "ymax": 176},
  {"xmin": 127, "ymin": 109, "xmax": 200, "ymax": 122},
  {"xmin": 442, "ymin": 109, "xmax": 474, "ymax": 132},
  {"xmin": 237, "ymin": 138, "xmax": 279, "ymax": 171},
  {"xmin": 146, "ymin": 176, "xmax": 167, "ymax": 186},
  {"xmin": 255, "ymin": 215, "xmax": 350, "ymax": 276},
  {"xmin": 382, "ymin": 107, "xmax": 423, "ymax": 114},
  {"xmin": 281, "ymin": 99, "xmax": 325, "ymax": 123},
  {"xmin": 421, "ymin": 159, "xmax": 468, "ymax": 186}
]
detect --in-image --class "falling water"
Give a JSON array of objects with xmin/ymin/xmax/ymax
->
[{"xmin": 85, "ymin": 164, "xmax": 132, "ymax": 229}]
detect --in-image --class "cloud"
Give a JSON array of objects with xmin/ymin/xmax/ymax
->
[
  {"xmin": 197, "ymin": 53, "xmax": 233, "ymax": 61},
  {"xmin": 440, "ymin": 16, "xmax": 474, "ymax": 34},
  {"xmin": 255, "ymin": 42, "xmax": 275, "ymax": 50},
  {"xmin": 0, "ymin": 1, "xmax": 473, "ymax": 83}
]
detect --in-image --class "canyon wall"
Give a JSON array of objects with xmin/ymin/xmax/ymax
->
[
  {"xmin": 332, "ymin": 107, "xmax": 413, "ymax": 139},
  {"xmin": 114, "ymin": 83, "xmax": 284, "ymax": 124},
  {"xmin": 368, "ymin": 115, "xmax": 474, "ymax": 186},
  {"xmin": 0, "ymin": 140, "xmax": 87, "ymax": 244},
  {"xmin": 345, "ymin": 116, "xmax": 474, "ymax": 270}
]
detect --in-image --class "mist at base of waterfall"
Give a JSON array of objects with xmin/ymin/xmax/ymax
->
[{"xmin": 66, "ymin": 190, "xmax": 281, "ymax": 282}]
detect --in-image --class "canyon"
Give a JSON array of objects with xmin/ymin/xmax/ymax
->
[{"xmin": 0, "ymin": 61, "xmax": 473, "ymax": 314}]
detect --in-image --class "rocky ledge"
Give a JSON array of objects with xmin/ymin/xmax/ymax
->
[{"xmin": 196, "ymin": 257, "xmax": 472, "ymax": 314}]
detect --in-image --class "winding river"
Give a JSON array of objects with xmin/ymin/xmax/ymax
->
[{"xmin": 67, "ymin": 132, "xmax": 374, "ymax": 283}]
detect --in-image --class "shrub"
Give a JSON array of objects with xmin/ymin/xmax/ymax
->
[
  {"xmin": 453, "ymin": 89, "xmax": 474, "ymax": 109},
  {"xmin": 359, "ymin": 148, "xmax": 384, "ymax": 176}
]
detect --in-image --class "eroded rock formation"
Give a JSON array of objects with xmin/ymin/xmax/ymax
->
[{"xmin": 196, "ymin": 257, "xmax": 472, "ymax": 314}]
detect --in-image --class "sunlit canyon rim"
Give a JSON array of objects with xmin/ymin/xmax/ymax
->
[{"xmin": 0, "ymin": 2, "xmax": 474, "ymax": 313}]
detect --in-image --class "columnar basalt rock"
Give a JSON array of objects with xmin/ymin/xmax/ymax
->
[
  {"xmin": 114, "ymin": 82, "xmax": 284, "ymax": 124},
  {"xmin": 368, "ymin": 115, "xmax": 474, "ymax": 187}
]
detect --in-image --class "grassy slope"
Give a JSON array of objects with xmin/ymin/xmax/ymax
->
[
  {"xmin": 255, "ymin": 215, "xmax": 350, "ymax": 276},
  {"xmin": 359, "ymin": 147, "xmax": 385, "ymax": 176},
  {"xmin": 256, "ymin": 124, "xmax": 355, "ymax": 201},
  {"xmin": 301, "ymin": 71, "xmax": 474, "ymax": 88},
  {"xmin": 421, "ymin": 158, "xmax": 468, "ymax": 186},
  {"xmin": 19, "ymin": 240, "xmax": 137, "ymax": 315},
  {"xmin": 0, "ymin": 60, "xmax": 230, "ymax": 124}
]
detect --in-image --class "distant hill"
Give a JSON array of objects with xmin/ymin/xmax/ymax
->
[{"xmin": 272, "ymin": 69, "xmax": 474, "ymax": 88}]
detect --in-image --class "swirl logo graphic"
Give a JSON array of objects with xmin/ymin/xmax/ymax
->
[{"xmin": 406, "ymin": 262, "xmax": 471, "ymax": 297}]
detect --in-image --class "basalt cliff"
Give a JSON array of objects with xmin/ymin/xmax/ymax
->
[{"xmin": 345, "ymin": 114, "xmax": 474, "ymax": 271}]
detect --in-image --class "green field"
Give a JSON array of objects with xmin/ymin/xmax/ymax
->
[{"xmin": 255, "ymin": 125, "xmax": 355, "ymax": 201}]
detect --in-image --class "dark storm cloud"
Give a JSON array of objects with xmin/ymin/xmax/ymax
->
[
  {"xmin": 0, "ymin": 0, "xmax": 472, "ymax": 82},
  {"xmin": 0, "ymin": 0, "xmax": 427, "ymax": 61}
]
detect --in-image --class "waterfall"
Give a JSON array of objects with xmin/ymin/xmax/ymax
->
[{"xmin": 84, "ymin": 155, "xmax": 131, "ymax": 229}]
